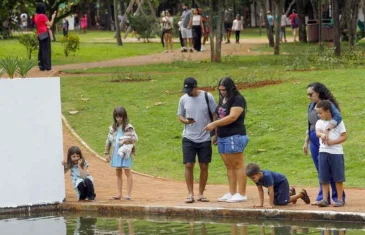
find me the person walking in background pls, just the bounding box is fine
[63,146,96,201]
[315,100,347,207]
[178,18,185,51]
[20,13,28,31]
[192,8,204,52]
[246,163,310,208]
[160,11,165,48]
[105,106,138,201]
[224,7,234,43]
[81,14,88,33]
[232,14,243,44]
[201,14,210,51]
[303,82,345,205]
[288,9,299,42]
[267,10,274,33]
[181,3,193,52]
[280,11,287,42]
[178,77,217,203]
[62,17,69,37]
[34,2,56,71]
[204,77,249,203]
[161,10,174,53]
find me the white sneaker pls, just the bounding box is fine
[217,193,232,202]
[201,45,205,51]
[226,193,247,203]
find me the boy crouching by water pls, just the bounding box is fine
[246,163,310,209]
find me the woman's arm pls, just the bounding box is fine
[45,11,57,27]
[204,106,243,132]
[328,102,342,129]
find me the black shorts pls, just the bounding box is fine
[224,22,233,31]
[182,137,212,164]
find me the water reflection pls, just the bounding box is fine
[0,215,358,235]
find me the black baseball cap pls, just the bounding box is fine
[182,77,197,93]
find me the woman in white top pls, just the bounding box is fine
[280,11,287,43]
[192,8,204,51]
[161,10,174,52]
[232,14,243,43]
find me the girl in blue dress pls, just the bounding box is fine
[105,106,138,200]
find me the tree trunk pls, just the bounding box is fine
[114,0,123,45]
[347,0,360,48]
[274,0,284,55]
[297,0,308,42]
[258,0,274,47]
[333,0,341,56]
[214,0,224,62]
[309,0,319,19]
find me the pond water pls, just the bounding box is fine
[0,212,364,235]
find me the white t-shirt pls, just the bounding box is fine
[316,120,346,154]
[232,19,243,31]
[281,15,287,27]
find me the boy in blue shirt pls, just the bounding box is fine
[246,163,310,208]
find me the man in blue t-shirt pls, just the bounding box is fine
[246,163,310,208]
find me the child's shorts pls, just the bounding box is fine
[273,179,290,206]
[318,152,345,184]
[217,135,249,154]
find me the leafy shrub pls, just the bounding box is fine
[128,15,159,42]
[60,33,80,57]
[19,32,39,59]
[17,58,38,78]
[0,56,37,79]
[0,56,18,79]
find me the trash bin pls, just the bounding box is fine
[307,20,319,42]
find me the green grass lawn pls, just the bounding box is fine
[0,39,167,65]
[60,54,365,188]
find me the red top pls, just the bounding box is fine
[34,14,48,35]
[288,13,298,26]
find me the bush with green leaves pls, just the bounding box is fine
[60,33,80,57]
[19,32,39,59]
[0,56,37,79]
[128,15,159,42]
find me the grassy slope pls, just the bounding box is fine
[61,55,365,188]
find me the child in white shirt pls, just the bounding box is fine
[232,14,243,43]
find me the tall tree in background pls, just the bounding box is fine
[333,0,341,56]
[273,0,284,55]
[257,0,274,47]
[208,0,225,62]
[114,0,122,45]
[346,0,361,49]
[296,0,308,42]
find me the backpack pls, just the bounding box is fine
[294,16,299,26]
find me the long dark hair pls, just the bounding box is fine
[112,106,129,132]
[35,2,46,14]
[307,82,340,111]
[66,146,85,169]
[218,77,247,113]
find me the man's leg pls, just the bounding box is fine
[182,138,197,202]
[185,162,195,197]
[198,163,208,197]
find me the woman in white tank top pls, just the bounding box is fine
[191,9,204,52]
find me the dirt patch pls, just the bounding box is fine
[200,80,283,92]
[110,78,152,83]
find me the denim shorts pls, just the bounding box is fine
[318,152,345,183]
[217,135,249,154]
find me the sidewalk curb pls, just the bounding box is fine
[61,202,365,223]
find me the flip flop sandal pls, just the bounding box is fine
[110,196,122,200]
[185,197,195,203]
[197,197,210,202]
[124,196,132,200]
[300,189,311,204]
